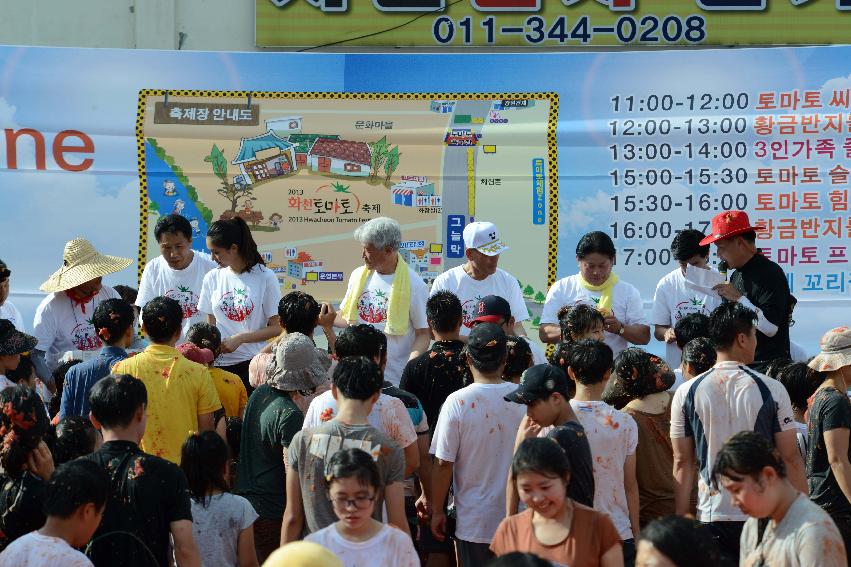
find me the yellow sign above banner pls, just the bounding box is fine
[256,0,851,47]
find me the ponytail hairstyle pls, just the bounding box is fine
[0,385,50,478]
[207,216,264,273]
[92,298,135,346]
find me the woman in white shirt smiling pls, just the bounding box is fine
[199,216,281,394]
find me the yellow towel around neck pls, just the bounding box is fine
[577,272,619,316]
[340,252,411,336]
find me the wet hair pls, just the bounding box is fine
[155,213,194,242]
[427,291,463,334]
[89,374,148,429]
[43,459,110,519]
[558,304,605,343]
[335,324,386,362]
[575,231,616,260]
[50,359,82,418]
[639,516,721,567]
[564,339,613,386]
[112,285,138,306]
[504,336,533,379]
[5,354,36,385]
[53,416,99,465]
[486,552,554,567]
[0,385,50,478]
[682,337,716,375]
[763,358,794,379]
[777,362,826,415]
[207,216,264,273]
[708,302,757,351]
[712,431,786,486]
[92,298,135,346]
[181,431,230,507]
[141,296,183,343]
[674,313,711,350]
[511,437,571,481]
[186,322,222,355]
[277,291,320,336]
[548,342,576,399]
[332,356,383,401]
[671,229,710,262]
[325,448,381,491]
[604,348,673,408]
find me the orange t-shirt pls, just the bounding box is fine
[490,504,621,567]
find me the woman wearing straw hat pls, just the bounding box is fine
[30,237,131,393]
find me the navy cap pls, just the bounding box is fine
[466,322,507,366]
[505,363,569,404]
[471,295,512,325]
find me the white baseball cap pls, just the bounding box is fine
[462,221,509,257]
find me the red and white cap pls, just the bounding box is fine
[463,221,509,257]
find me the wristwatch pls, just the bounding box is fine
[618,324,626,335]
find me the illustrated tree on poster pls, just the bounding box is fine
[383,146,400,184]
[205,144,253,212]
[369,136,389,182]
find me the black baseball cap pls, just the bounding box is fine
[505,363,569,404]
[466,322,507,366]
[471,295,512,325]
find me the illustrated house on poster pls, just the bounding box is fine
[391,176,437,207]
[287,259,324,279]
[401,247,430,273]
[307,138,372,177]
[287,134,340,167]
[232,130,298,185]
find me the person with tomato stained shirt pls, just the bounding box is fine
[136,214,217,342]
[702,211,791,374]
[198,217,282,394]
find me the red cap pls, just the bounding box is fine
[699,211,763,246]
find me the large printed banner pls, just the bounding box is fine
[1,45,850,354]
[256,0,851,47]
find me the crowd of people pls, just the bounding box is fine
[0,210,848,567]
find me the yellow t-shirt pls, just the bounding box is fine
[208,367,248,417]
[113,344,222,463]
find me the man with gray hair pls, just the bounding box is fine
[336,217,430,386]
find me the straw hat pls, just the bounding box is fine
[809,327,851,373]
[266,332,331,392]
[40,238,132,293]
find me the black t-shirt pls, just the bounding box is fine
[807,387,851,515]
[399,340,470,432]
[730,253,791,366]
[85,441,193,567]
[0,472,47,551]
[548,421,596,508]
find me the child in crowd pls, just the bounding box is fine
[180,431,259,567]
[566,339,640,565]
[59,298,134,419]
[776,362,825,462]
[112,296,221,463]
[557,304,605,344]
[0,459,110,567]
[668,313,711,390]
[491,437,622,567]
[5,353,38,389]
[50,359,81,419]
[0,385,53,551]
[53,416,100,466]
[0,319,37,390]
[183,322,247,418]
[112,285,148,353]
[603,349,676,527]
[429,323,526,567]
[636,516,720,567]
[305,448,420,567]
[680,337,716,382]
[503,336,533,384]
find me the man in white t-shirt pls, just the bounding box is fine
[670,302,806,566]
[0,260,24,331]
[539,231,649,357]
[31,238,132,392]
[470,294,547,365]
[336,217,429,386]
[430,221,529,337]
[136,214,217,341]
[652,229,721,369]
[429,323,525,567]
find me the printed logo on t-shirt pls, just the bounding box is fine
[165,286,199,319]
[308,433,382,461]
[357,289,388,324]
[460,296,485,328]
[72,319,101,351]
[218,288,254,322]
[673,296,708,321]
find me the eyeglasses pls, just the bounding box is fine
[330,495,376,510]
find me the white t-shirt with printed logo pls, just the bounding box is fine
[306,523,420,567]
[569,399,639,541]
[32,287,120,370]
[0,301,24,331]
[430,266,529,336]
[541,275,647,357]
[136,253,217,341]
[651,268,721,368]
[198,265,281,366]
[340,267,429,386]
[430,381,526,544]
